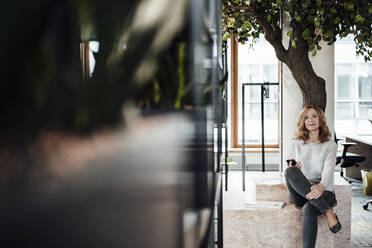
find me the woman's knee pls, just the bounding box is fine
[302,202,320,216]
[285,166,300,178]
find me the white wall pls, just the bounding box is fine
[281,15,335,171]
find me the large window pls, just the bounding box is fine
[230,36,279,148]
[335,38,372,136]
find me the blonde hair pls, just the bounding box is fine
[294,105,331,143]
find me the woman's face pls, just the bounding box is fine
[304,108,320,132]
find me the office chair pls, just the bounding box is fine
[334,133,365,183]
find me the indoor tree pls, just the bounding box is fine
[222,0,372,111]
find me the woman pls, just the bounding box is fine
[285,105,342,248]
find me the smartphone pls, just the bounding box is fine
[286,159,297,166]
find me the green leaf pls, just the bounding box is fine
[369,6,372,15]
[307,15,315,22]
[295,15,301,22]
[222,32,231,41]
[302,28,310,40]
[330,8,337,14]
[267,14,272,22]
[325,30,333,38]
[319,8,324,15]
[354,15,365,23]
[315,35,321,42]
[316,0,321,7]
[334,17,340,24]
[309,44,315,51]
[291,40,296,48]
[314,17,320,27]
[312,49,317,56]
[345,2,354,11]
[244,21,252,30]
[286,30,293,38]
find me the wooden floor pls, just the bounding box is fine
[350,180,372,247]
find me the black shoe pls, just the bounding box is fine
[329,214,342,234]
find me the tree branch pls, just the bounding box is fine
[256,16,288,63]
[231,5,253,11]
[226,2,288,63]
[226,1,254,12]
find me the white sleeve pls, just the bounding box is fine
[285,141,295,169]
[286,141,295,159]
[320,142,337,189]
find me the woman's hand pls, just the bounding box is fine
[286,160,302,169]
[306,183,324,200]
[295,161,302,169]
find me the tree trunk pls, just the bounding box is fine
[258,20,327,112]
[287,46,326,111]
[228,5,328,112]
[280,41,327,112]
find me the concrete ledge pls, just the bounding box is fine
[223,173,351,248]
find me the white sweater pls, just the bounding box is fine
[286,139,337,192]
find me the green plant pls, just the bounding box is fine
[0,0,187,143]
[222,0,372,110]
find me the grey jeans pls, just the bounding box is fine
[284,166,337,248]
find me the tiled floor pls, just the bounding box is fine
[350,181,372,247]
[223,171,372,248]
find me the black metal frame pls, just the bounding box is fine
[241,82,279,191]
[222,41,229,192]
[190,0,224,246]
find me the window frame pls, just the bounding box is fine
[334,40,372,136]
[230,37,280,149]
